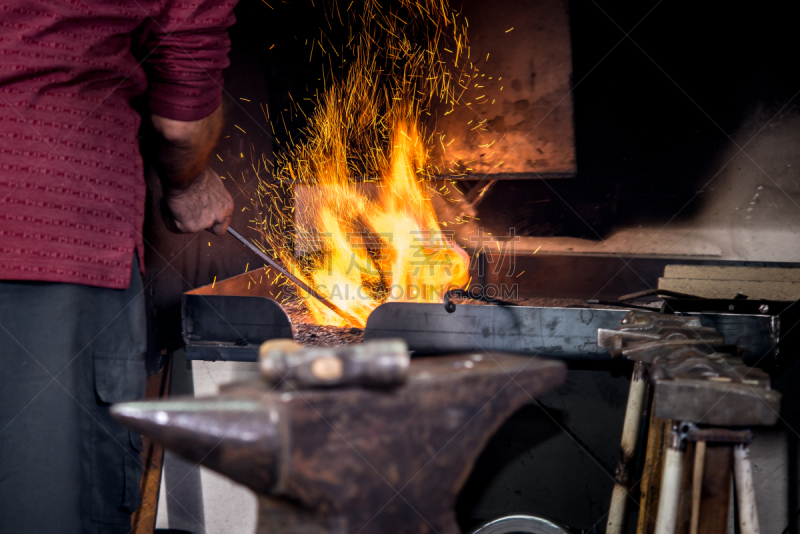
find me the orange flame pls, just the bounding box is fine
[289,118,469,327]
[254,0,474,327]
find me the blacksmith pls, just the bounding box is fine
[0,1,237,531]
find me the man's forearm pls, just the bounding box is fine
[150,106,223,190]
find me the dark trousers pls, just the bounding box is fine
[0,257,146,534]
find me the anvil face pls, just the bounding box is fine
[113,353,567,533]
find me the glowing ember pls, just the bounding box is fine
[254,0,475,327]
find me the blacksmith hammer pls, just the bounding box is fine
[112,350,566,533]
[258,338,410,389]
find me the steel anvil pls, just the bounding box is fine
[112,351,566,533]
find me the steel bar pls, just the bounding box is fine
[227,226,359,326]
[684,427,753,444]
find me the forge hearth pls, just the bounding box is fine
[181,263,786,367]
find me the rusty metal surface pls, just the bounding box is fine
[186,265,288,298]
[366,303,629,357]
[428,0,576,178]
[113,352,567,533]
[366,303,776,362]
[650,346,779,426]
[597,311,726,361]
[636,409,668,534]
[653,377,780,427]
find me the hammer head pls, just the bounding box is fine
[259,338,410,389]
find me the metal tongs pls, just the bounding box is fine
[227,226,360,326]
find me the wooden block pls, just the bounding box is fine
[657,278,800,300]
[696,444,733,534]
[131,357,173,534]
[636,404,668,534]
[662,265,800,283]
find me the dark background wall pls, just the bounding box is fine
[477,0,800,239]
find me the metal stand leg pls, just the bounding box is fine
[734,443,761,534]
[607,361,648,534]
[655,423,684,534]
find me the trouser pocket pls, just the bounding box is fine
[91,352,146,524]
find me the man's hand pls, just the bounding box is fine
[149,106,232,234]
[161,167,233,235]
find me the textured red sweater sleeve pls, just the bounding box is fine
[144,0,237,121]
[0,0,238,288]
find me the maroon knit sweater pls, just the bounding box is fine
[0,0,237,289]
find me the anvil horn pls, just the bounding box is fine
[111,396,283,495]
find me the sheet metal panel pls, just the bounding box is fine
[182,266,293,361]
[365,303,627,357]
[364,303,778,361]
[429,0,576,178]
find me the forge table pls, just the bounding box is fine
[181,266,788,369]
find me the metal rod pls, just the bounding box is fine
[227,226,360,326]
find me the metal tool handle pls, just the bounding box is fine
[226,226,360,326]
